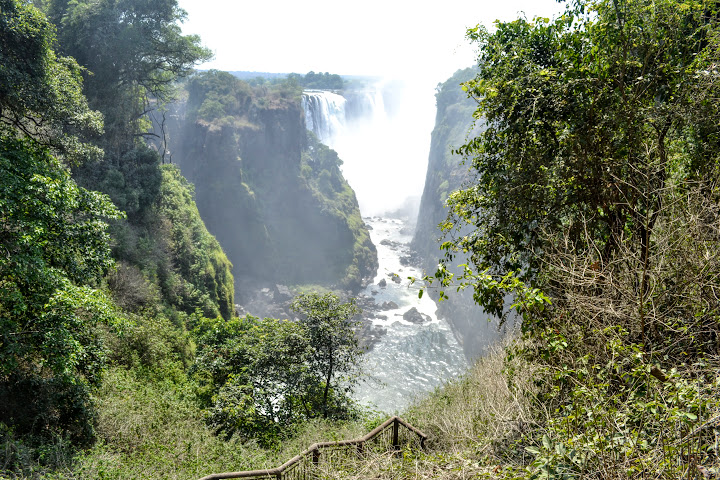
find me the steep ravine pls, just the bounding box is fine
[300,82,467,410]
[412,68,504,360]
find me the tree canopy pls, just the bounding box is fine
[48,0,212,154]
[0,138,121,441]
[0,0,103,163]
[436,1,720,475]
[287,71,345,90]
[193,293,363,445]
[291,292,362,419]
[442,0,720,328]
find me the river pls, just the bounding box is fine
[353,216,467,413]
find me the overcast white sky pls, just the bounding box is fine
[176,0,565,85]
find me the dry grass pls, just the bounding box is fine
[287,335,538,480]
[405,335,535,457]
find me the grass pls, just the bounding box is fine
[1,333,530,479]
[307,335,537,480]
[0,366,379,480]
[8,328,717,479]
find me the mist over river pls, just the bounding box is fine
[302,81,468,412]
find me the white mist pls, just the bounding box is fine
[314,78,437,217]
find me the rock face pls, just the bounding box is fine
[412,68,505,360]
[163,72,378,301]
[403,307,431,324]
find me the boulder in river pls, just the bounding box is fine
[403,307,431,324]
[380,301,399,310]
[273,284,293,302]
[378,278,387,288]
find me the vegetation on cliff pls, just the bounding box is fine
[412,67,494,359]
[168,70,377,295]
[0,0,233,465]
[10,0,720,478]
[1,2,376,477]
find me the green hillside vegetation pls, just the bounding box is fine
[6,0,720,479]
[417,0,720,477]
[1,2,377,478]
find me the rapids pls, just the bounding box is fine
[354,216,466,413]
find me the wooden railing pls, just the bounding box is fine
[198,416,427,480]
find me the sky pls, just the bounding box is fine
[176,0,566,85]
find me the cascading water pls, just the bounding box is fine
[301,83,468,413]
[301,90,347,142]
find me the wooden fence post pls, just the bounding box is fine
[312,447,320,467]
[392,418,400,451]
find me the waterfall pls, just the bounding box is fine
[300,83,467,413]
[345,89,385,125]
[301,90,347,144]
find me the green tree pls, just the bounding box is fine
[443,0,720,332]
[291,292,362,419]
[193,316,312,444]
[193,294,363,443]
[437,1,720,475]
[0,0,122,442]
[0,138,121,442]
[47,0,212,155]
[0,0,103,163]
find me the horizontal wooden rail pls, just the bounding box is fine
[198,416,427,480]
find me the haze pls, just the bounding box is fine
[177,0,566,83]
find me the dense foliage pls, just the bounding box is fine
[1,0,231,460]
[48,0,211,154]
[436,0,720,476]
[193,293,363,446]
[0,138,120,443]
[1,0,375,477]
[0,0,121,443]
[0,0,103,163]
[52,4,235,320]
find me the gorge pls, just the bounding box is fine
[159,70,498,412]
[303,85,466,410]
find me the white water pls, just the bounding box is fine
[354,217,467,413]
[302,90,347,141]
[303,81,436,217]
[301,83,467,413]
